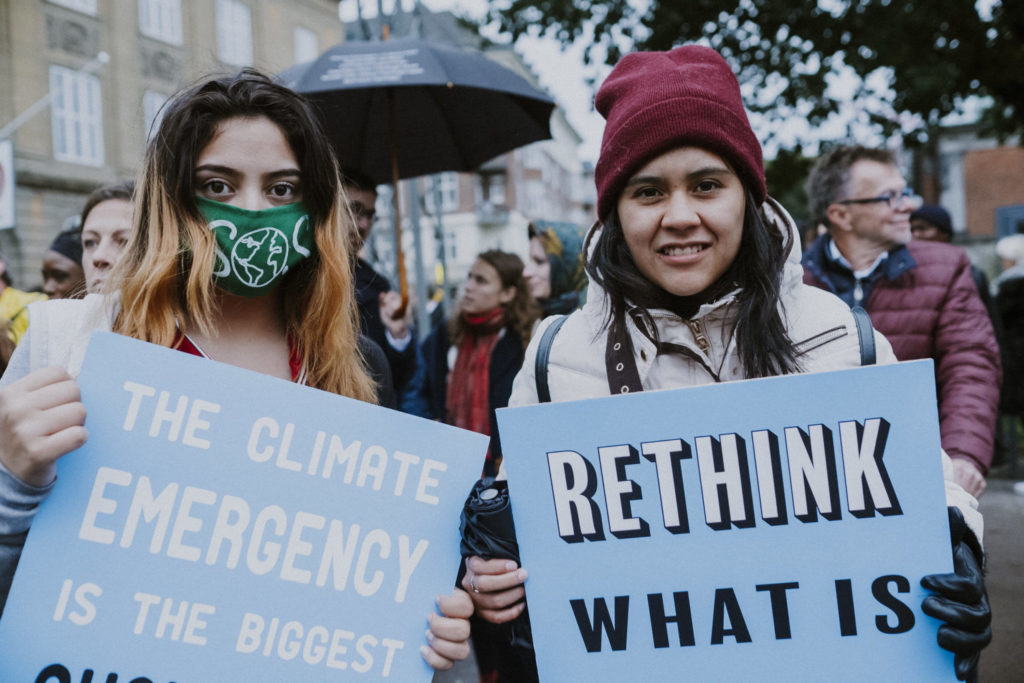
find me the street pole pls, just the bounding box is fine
[406,179,429,339]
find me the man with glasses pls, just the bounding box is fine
[342,168,418,401]
[802,145,1000,498]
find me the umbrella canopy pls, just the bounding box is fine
[280,37,556,184]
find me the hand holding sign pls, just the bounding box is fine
[496,361,964,681]
[462,556,527,624]
[0,332,486,682]
[921,507,992,681]
[0,366,87,487]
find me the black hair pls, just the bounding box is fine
[585,189,800,379]
[147,68,338,234]
[340,167,378,193]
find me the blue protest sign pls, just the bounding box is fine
[0,331,486,682]
[497,360,957,681]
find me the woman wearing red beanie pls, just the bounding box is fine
[461,45,990,682]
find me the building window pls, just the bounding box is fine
[50,65,104,166]
[426,173,460,213]
[139,0,183,45]
[444,228,458,262]
[48,0,97,14]
[142,91,168,140]
[216,0,253,67]
[294,27,319,64]
[480,172,507,206]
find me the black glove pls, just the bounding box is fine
[920,506,992,681]
[459,477,534,651]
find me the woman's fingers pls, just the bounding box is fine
[428,611,472,643]
[437,589,474,619]
[29,401,88,438]
[466,556,519,576]
[462,556,528,620]
[0,367,87,487]
[464,556,528,594]
[422,591,473,670]
[5,365,72,393]
[478,599,527,625]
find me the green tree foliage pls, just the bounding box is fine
[487,0,1024,144]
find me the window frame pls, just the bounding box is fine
[49,64,105,167]
[139,0,183,46]
[215,0,253,67]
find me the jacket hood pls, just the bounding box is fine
[530,219,589,315]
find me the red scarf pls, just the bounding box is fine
[445,308,507,436]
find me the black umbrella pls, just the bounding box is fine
[280,38,556,310]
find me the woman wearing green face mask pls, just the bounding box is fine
[0,70,472,670]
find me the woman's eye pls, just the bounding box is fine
[636,187,661,199]
[269,183,297,200]
[695,180,720,193]
[204,180,231,195]
[82,239,97,250]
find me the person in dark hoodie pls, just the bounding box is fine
[523,219,588,318]
[342,168,418,399]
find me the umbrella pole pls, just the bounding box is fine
[387,89,409,318]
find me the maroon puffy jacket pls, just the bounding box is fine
[804,240,1001,472]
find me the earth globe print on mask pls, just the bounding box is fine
[197,197,314,297]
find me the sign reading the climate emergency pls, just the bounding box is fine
[497,360,958,681]
[0,332,486,682]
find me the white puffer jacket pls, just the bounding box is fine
[506,199,983,542]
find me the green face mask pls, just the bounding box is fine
[197,196,315,297]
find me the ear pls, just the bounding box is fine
[825,203,851,233]
[498,285,516,306]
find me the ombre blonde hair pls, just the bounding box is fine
[112,70,376,402]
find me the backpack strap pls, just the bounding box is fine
[850,305,876,366]
[535,315,569,403]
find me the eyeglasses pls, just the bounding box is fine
[836,188,922,210]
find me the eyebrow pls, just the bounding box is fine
[623,166,733,187]
[194,164,301,179]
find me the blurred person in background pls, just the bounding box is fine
[804,147,1001,498]
[342,168,418,399]
[994,234,1024,485]
[523,220,588,321]
[911,203,996,320]
[411,250,538,477]
[80,181,134,294]
[0,250,46,374]
[40,229,85,299]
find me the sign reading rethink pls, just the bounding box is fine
[0,332,486,682]
[497,360,958,681]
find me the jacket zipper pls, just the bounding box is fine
[687,319,711,352]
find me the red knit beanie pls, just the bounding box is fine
[594,45,766,220]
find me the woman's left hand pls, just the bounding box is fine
[420,588,473,671]
[920,506,992,681]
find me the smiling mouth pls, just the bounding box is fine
[659,245,706,256]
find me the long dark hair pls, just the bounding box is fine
[586,189,800,378]
[113,69,375,402]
